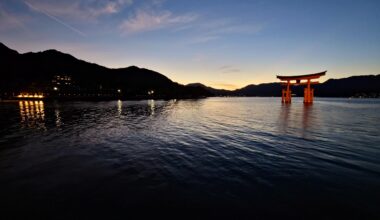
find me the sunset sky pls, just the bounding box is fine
[1,0,379,89]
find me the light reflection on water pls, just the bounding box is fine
[117,100,122,117]
[278,103,318,139]
[0,97,380,218]
[54,107,62,127]
[18,100,46,129]
[148,99,155,116]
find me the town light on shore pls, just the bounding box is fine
[17,93,44,99]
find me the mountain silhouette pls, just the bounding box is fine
[186,83,231,96]
[315,75,380,97]
[0,42,210,99]
[188,75,380,98]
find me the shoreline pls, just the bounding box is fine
[1,96,379,103]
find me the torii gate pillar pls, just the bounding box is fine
[304,80,314,103]
[281,81,292,103]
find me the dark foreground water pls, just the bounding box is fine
[0,97,379,219]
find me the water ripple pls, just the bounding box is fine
[1,97,380,218]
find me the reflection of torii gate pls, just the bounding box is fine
[277,71,326,103]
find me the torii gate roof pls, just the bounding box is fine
[277,71,326,81]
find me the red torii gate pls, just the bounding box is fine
[277,71,326,103]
